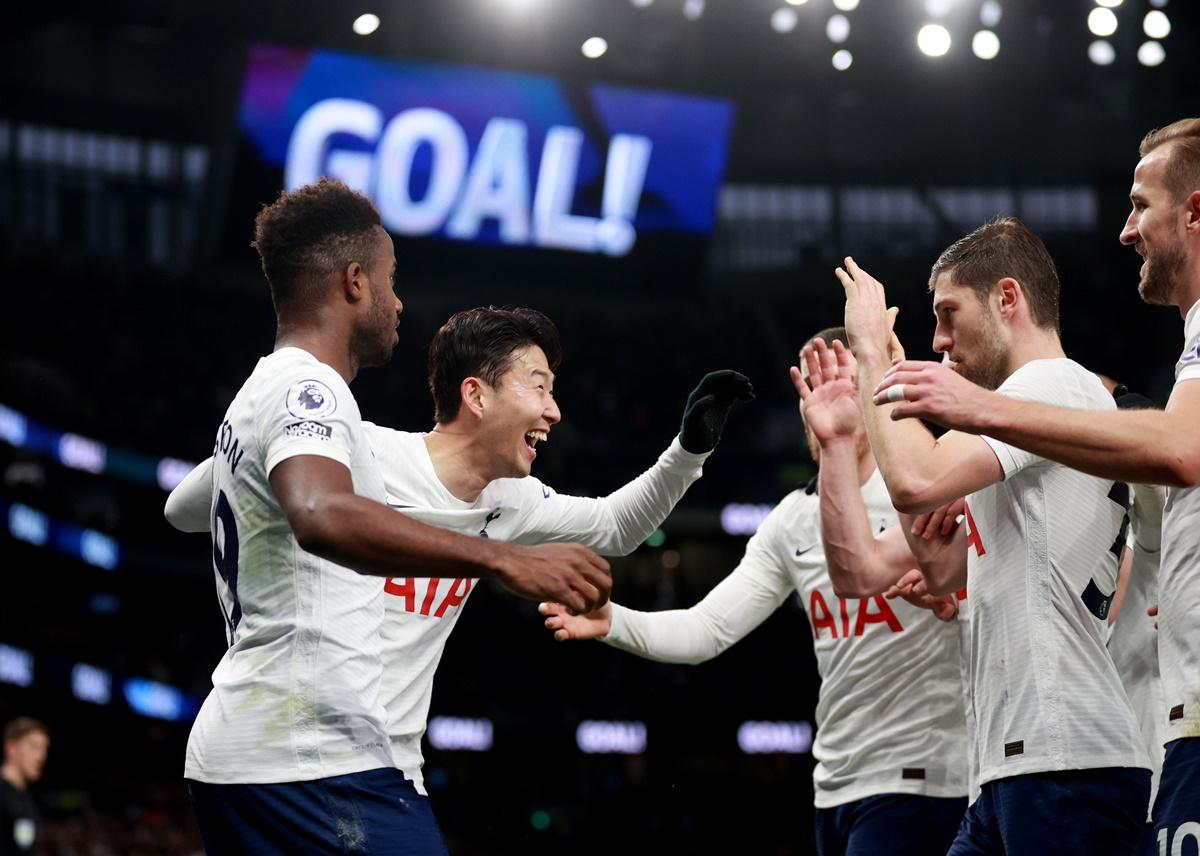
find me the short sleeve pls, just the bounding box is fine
[259,363,363,476]
[1175,337,1200,384]
[981,361,1082,479]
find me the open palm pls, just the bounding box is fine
[792,338,861,443]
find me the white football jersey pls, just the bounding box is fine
[186,348,394,784]
[969,358,1149,786]
[364,424,708,794]
[1160,298,1200,744]
[605,469,969,808]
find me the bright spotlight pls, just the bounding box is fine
[924,0,953,16]
[785,0,809,5]
[917,23,952,57]
[1095,0,1122,7]
[972,30,1000,60]
[1143,10,1170,38]
[630,0,654,7]
[683,0,705,20]
[832,0,859,10]
[826,14,851,43]
[1138,40,1166,66]
[832,49,853,70]
[581,36,608,58]
[1088,7,1118,36]
[980,1,1002,28]
[352,13,380,36]
[771,7,799,33]
[1149,0,1167,7]
[1088,39,1116,65]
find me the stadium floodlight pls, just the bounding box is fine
[1094,0,1123,7]
[924,0,953,17]
[917,23,952,57]
[785,0,808,5]
[832,49,853,70]
[826,14,850,43]
[980,0,1002,28]
[1088,7,1118,37]
[352,13,380,36]
[1138,40,1165,66]
[1088,39,1116,65]
[1143,10,1170,39]
[771,7,799,33]
[630,0,654,7]
[683,0,705,20]
[972,30,1000,60]
[832,0,859,10]
[1149,0,1167,7]
[581,36,608,58]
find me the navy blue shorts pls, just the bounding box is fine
[814,793,968,856]
[948,767,1150,855]
[1153,737,1200,856]
[187,767,447,855]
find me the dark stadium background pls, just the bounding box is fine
[2,1,1197,852]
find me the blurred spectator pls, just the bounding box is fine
[1,717,49,856]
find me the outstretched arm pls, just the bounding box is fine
[872,366,1200,488]
[539,511,793,664]
[836,259,1004,512]
[164,456,214,533]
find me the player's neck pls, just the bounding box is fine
[0,762,26,791]
[423,427,492,503]
[274,316,358,383]
[1003,326,1065,377]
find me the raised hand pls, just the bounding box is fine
[791,338,860,444]
[496,543,612,615]
[871,360,991,432]
[835,257,895,365]
[884,568,959,622]
[538,600,613,641]
[910,497,966,540]
[679,370,756,453]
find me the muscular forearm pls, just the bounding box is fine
[982,397,1200,487]
[291,492,516,579]
[818,439,899,598]
[857,353,944,510]
[896,511,967,596]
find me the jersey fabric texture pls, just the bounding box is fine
[1160,299,1200,743]
[969,358,1149,786]
[186,347,394,785]
[365,425,709,794]
[604,468,969,808]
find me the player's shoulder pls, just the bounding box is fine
[1000,358,1112,410]
[248,347,359,421]
[755,487,817,541]
[482,475,553,507]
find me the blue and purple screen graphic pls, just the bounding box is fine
[238,44,735,256]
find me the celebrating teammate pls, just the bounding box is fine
[541,326,970,856]
[830,218,1150,853]
[168,304,753,849]
[865,117,1200,849]
[180,180,611,854]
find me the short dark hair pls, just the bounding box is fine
[251,178,382,311]
[3,717,49,746]
[428,307,563,424]
[1140,118,1200,202]
[806,326,848,349]
[928,216,1060,331]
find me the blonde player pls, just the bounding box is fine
[542,326,970,856]
[167,305,753,846]
[831,217,1150,854]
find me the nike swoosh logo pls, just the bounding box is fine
[795,545,816,557]
[542,487,551,499]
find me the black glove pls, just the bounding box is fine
[679,370,755,453]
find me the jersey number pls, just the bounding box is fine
[212,490,242,639]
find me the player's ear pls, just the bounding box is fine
[995,277,1021,321]
[342,261,367,304]
[1186,189,1200,235]
[460,376,487,420]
